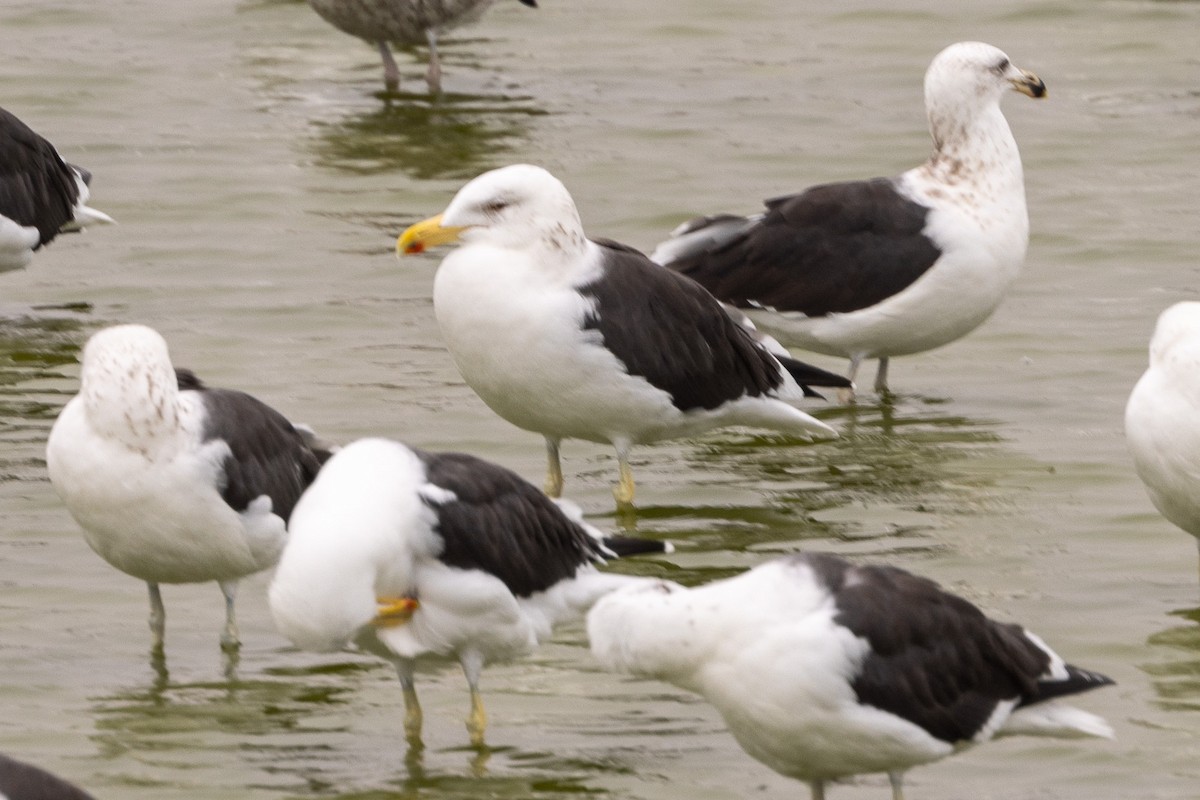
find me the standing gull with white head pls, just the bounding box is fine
[398,164,848,506]
[652,42,1046,396]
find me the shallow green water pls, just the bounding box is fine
[2,0,1200,797]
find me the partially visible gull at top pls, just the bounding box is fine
[398,164,849,508]
[0,106,114,274]
[269,436,671,747]
[306,0,537,94]
[651,41,1047,398]
[46,324,330,653]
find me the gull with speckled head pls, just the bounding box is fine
[398,164,849,506]
[46,325,329,651]
[1126,302,1200,577]
[0,106,113,273]
[269,437,671,747]
[651,42,1046,397]
[589,552,1113,800]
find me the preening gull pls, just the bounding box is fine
[46,324,329,651]
[0,753,96,800]
[398,164,848,507]
[1126,301,1200,577]
[651,42,1046,397]
[0,106,113,273]
[589,552,1113,800]
[268,437,671,746]
[307,0,537,93]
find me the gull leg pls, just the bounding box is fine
[809,781,826,800]
[544,437,564,498]
[147,582,166,650]
[218,580,240,651]
[888,770,906,800]
[395,659,424,747]
[874,357,891,395]
[424,29,442,93]
[613,441,635,508]
[839,355,862,404]
[378,41,400,93]
[461,651,487,747]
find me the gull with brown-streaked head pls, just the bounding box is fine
[652,42,1046,398]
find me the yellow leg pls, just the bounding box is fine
[544,438,564,498]
[374,596,420,627]
[838,355,861,404]
[613,449,635,507]
[467,687,488,747]
[395,661,423,747]
[403,684,423,746]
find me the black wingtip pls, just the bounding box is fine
[518,0,538,7]
[602,535,673,558]
[175,367,206,391]
[1030,665,1115,705]
[777,355,852,391]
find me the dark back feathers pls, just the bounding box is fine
[416,450,611,597]
[0,107,81,247]
[796,552,1110,744]
[669,178,942,316]
[175,368,325,522]
[581,239,787,412]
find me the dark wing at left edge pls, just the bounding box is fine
[0,107,81,247]
[0,753,97,800]
[581,238,789,412]
[415,450,609,598]
[177,368,327,522]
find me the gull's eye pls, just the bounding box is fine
[992,57,1010,74]
[482,199,510,215]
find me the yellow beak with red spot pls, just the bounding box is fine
[397,214,468,255]
[374,596,420,627]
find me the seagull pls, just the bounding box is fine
[0,106,114,273]
[268,436,671,747]
[0,753,96,800]
[306,0,537,93]
[650,42,1046,397]
[589,552,1113,800]
[397,164,849,506]
[1126,301,1200,577]
[46,324,330,651]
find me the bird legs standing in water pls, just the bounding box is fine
[542,436,636,508]
[375,597,423,744]
[147,582,166,650]
[394,659,424,747]
[842,354,891,402]
[808,772,904,800]
[614,442,636,507]
[377,41,401,93]
[219,579,240,650]
[147,580,240,652]
[375,32,443,94]
[460,650,487,747]
[424,29,442,92]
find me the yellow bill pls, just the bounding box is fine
[374,596,420,627]
[397,214,467,255]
